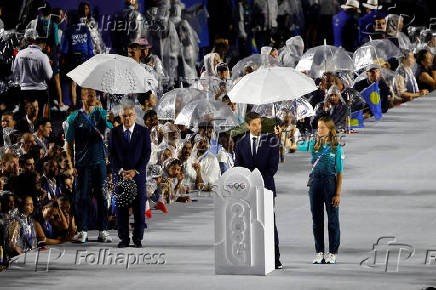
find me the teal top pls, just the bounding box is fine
[297,140,344,175]
[65,107,108,167]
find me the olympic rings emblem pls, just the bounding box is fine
[225,183,247,191]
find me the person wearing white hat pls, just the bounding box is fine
[332,0,360,52]
[358,0,386,45]
[362,0,382,10]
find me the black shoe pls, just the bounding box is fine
[133,240,142,248]
[275,261,283,269]
[117,241,129,248]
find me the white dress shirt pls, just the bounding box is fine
[119,123,138,175]
[123,123,135,142]
[250,133,261,155]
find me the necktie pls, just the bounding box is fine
[252,137,257,157]
[125,129,130,143]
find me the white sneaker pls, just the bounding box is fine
[73,231,88,243]
[59,104,69,112]
[97,230,113,243]
[312,252,324,264]
[324,252,336,264]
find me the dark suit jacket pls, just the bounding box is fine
[16,117,34,134]
[108,123,151,181]
[234,133,279,197]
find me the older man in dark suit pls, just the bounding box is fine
[234,111,282,269]
[108,104,151,248]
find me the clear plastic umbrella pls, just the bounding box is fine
[295,42,354,78]
[280,98,316,120]
[66,54,157,94]
[353,39,402,72]
[251,102,281,118]
[174,99,240,130]
[192,76,229,99]
[353,68,396,89]
[157,88,206,121]
[251,97,315,120]
[231,54,279,81]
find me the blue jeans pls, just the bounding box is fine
[309,173,340,254]
[75,163,108,232]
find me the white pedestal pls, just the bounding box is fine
[214,167,275,276]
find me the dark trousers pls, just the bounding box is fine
[75,163,108,232]
[116,175,147,244]
[309,174,340,254]
[273,197,280,264]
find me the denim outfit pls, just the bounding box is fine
[299,140,344,254]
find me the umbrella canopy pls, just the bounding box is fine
[174,99,240,129]
[281,98,316,120]
[353,68,396,89]
[66,54,156,94]
[157,88,206,121]
[295,44,354,78]
[192,76,229,99]
[353,39,401,71]
[228,66,317,105]
[231,54,279,81]
[251,102,281,118]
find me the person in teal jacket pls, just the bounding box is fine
[298,116,344,265]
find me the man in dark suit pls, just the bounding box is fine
[15,98,39,134]
[234,111,282,269]
[108,104,151,248]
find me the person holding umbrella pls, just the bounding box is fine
[234,111,282,269]
[65,88,111,244]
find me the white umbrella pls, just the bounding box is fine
[66,54,156,94]
[228,66,317,105]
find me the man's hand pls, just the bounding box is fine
[192,163,201,173]
[123,170,137,180]
[323,101,330,112]
[332,195,340,207]
[274,125,282,135]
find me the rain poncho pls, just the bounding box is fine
[184,139,221,189]
[278,36,305,68]
[393,64,420,96]
[313,86,349,129]
[177,20,199,77]
[7,209,37,255]
[201,53,220,77]
[80,16,105,54]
